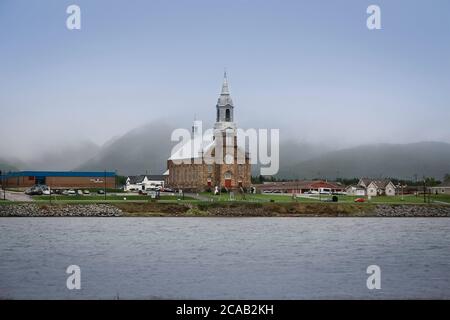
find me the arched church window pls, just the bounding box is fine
[224,171,232,180]
[217,109,219,122]
[225,109,231,121]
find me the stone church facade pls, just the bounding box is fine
[166,73,252,191]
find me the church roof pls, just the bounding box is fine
[169,137,215,161]
[168,135,248,161]
[217,71,234,107]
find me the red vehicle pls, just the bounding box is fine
[354,198,366,203]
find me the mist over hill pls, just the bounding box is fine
[75,121,176,175]
[74,124,335,176]
[0,158,20,173]
[75,122,450,180]
[4,120,450,181]
[25,141,100,171]
[277,141,450,180]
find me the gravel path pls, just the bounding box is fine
[1,190,33,202]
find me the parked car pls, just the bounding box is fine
[83,190,90,195]
[162,187,174,193]
[77,190,83,196]
[41,186,51,195]
[25,184,49,196]
[67,189,76,196]
[25,186,41,195]
[319,188,332,195]
[62,190,69,195]
[354,198,366,203]
[97,189,105,195]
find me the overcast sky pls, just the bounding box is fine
[1,0,450,160]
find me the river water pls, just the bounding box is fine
[0,217,449,299]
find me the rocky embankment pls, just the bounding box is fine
[373,205,450,217]
[0,204,123,217]
[1,203,450,217]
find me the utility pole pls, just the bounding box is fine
[423,178,426,204]
[401,183,404,201]
[428,185,431,204]
[397,182,405,201]
[1,170,5,201]
[104,170,107,201]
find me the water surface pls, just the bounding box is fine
[0,218,449,299]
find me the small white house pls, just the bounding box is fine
[124,175,165,192]
[430,180,450,195]
[345,185,366,196]
[366,180,396,197]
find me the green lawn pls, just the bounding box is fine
[432,194,450,204]
[21,192,450,205]
[200,192,450,205]
[200,192,321,203]
[314,194,449,204]
[32,195,194,202]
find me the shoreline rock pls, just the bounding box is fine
[373,204,450,217]
[0,204,123,217]
[1,203,450,217]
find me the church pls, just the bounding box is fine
[166,72,252,191]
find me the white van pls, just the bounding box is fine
[319,188,332,195]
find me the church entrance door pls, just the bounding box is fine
[224,179,231,188]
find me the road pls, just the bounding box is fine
[1,190,33,202]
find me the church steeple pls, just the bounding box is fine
[216,70,234,123]
[221,70,230,95]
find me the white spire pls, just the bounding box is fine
[217,70,233,106]
[221,68,230,95]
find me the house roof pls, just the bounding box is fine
[346,184,365,190]
[435,180,450,188]
[127,175,146,184]
[367,179,393,189]
[127,175,165,184]
[359,178,372,186]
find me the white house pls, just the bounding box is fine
[430,180,450,195]
[345,185,366,196]
[365,180,396,197]
[124,175,165,191]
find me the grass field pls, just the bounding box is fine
[431,194,450,204]
[32,195,195,202]
[21,192,450,205]
[200,192,450,205]
[200,192,319,203]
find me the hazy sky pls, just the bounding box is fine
[1,0,450,160]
